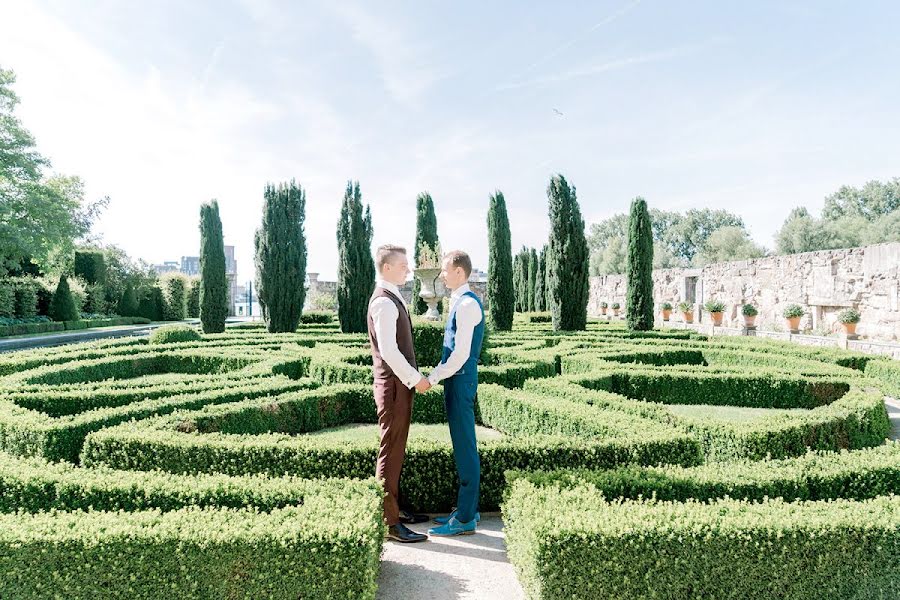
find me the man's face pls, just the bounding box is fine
[439,257,467,290]
[382,254,409,286]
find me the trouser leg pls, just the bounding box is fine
[445,377,480,523]
[374,376,412,526]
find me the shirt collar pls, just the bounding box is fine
[450,282,471,301]
[376,279,405,302]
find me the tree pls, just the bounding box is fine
[513,247,529,312]
[547,174,589,331]
[0,68,107,275]
[161,273,188,321]
[486,191,514,330]
[625,197,654,331]
[412,192,440,314]
[695,226,766,265]
[534,245,547,312]
[199,200,228,333]
[527,247,538,312]
[137,285,165,321]
[117,282,139,317]
[186,277,201,318]
[48,274,79,321]
[254,180,308,333]
[74,249,107,286]
[337,181,375,333]
[822,178,900,221]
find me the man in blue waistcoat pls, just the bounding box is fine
[424,250,485,536]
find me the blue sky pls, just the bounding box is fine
[2,1,899,281]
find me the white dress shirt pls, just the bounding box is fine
[369,279,423,389]
[428,283,483,385]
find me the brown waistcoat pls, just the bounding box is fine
[367,288,417,380]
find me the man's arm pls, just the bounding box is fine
[427,298,482,385]
[371,298,423,389]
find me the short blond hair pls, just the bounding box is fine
[443,250,472,278]
[375,245,407,271]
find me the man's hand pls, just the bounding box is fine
[414,378,432,393]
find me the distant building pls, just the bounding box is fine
[152,261,180,275]
[180,256,200,276]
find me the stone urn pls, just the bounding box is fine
[414,268,446,321]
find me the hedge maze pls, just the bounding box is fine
[0,317,898,598]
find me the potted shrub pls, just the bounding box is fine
[600,301,608,316]
[837,308,860,336]
[661,302,673,321]
[612,302,620,316]
[678,301,694,324]
[742,303,758,328]
[704,300,726,326]
[783,304,804,332]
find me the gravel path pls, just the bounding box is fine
[377,515,524,600]
[886,397,900,440]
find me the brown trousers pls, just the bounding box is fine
[374,375,413,526]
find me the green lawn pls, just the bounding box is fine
[667,403,807,423]
[307,423,504,443]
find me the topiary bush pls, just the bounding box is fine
[150,324,202,345]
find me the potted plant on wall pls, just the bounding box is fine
[783,304,804,332]
[414,242,446,321]
[612,302,620,317]
[678,301,694,323]
[742,304,758,328]
[600,301,608,316]
[704,300,726,326]
[661,302,673,321]
[837,308,861,336]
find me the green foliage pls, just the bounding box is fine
[336,181,375,333]
[534,246,547,312]
[678,301,693,313]
[150,325,201,345]
[254,180,308,333]
[838,308,861,324]
[527,248,538,312]
[865,359,900,397]
[504,481,900,600]
[742,303,758,316]
[661,302,673,311]
[704,300,726,313]
[626,197,654,330]
[694,225,766,265]
[13,278,38,318]
[48,275,79,321]
[547,175,589,331]
[299,310,334,325]
[513,247,530,312]
[412,192,440,315]
[117,282,139,317]
[0,280,12,317]
[487,191,514,330]
[783,304,804,319]
[822,177,900,221]
[161,273,187,321]
[199,200,228,333]
[186,276,201,318]
[73,249,106,285]
[137,286,165,321]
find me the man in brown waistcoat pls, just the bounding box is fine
[367,244,430,543]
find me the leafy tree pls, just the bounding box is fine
[547,174,589,331]
[695,226,766,265]
[534,245,547,312]
[336,181,375,333]
[117,282,139,317]
[74,249,107,286]
[822,178,900,221]
[254,180,307,333]
[412,192,440,314]
[199,200,227,333]
[527,247,538,311]
[48,275,79,321]
[625,197,654,330]
[161,273,188,321]
[486,191,514,330]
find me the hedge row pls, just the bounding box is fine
[0,502,383,599]
[506,441,900,503]
[867,358,900,397]
[0,316,151,338]
[504,480,900,600]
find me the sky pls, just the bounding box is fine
[2,0,899,282]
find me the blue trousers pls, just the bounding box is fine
[444,375,480,523]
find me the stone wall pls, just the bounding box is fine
[589,242,900,341]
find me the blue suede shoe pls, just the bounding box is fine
[433,509,481,525]
[428,516,476,537]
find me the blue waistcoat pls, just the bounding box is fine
[440,291,485,382]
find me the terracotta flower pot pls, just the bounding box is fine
[601,308,607,315]
[662,309,671,322]
[682,312,694,324]
[786,316,801,331]
[841,322,857,336]
[612,309,619,317]
[744,315,756,328]
[710,312,724,326]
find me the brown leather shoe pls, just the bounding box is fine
[387,523,427,543]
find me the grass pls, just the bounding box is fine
[307,423,504,443]
[667,403,807,423]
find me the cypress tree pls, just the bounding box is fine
[199,200,228,333]
[49,274,79,321]
[117,282,139,317]
[547,174,589,331]
[186,277,201,318]
[534,246,547,312]
[527,247,538,312]
[486,191,514,330]
[162,274,187,321]
[254,180,308,333]
[626,196,655,330]
[412,192,440,315]
[512,249,524,312]
[337,181,375,333]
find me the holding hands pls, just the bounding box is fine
[414,377,432,393]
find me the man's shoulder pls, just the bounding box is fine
[369,296,399,313]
